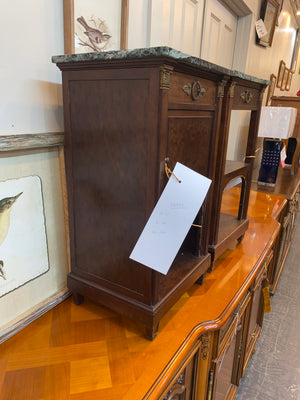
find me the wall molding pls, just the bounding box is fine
[0,132,64,152]
[219,0,252,17]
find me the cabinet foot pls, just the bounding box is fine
[196,273,206,285]
[146,323,159,340]
[237,234,245,243]
[73,293,84,305]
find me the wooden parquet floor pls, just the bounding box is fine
[0,296,154,400]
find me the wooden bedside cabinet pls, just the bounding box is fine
[54,48,230,339]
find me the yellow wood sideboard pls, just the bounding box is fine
[142,189,282,400]
[0,189,290,400]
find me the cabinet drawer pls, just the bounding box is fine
[168,72,217,107]
[232,84,260,109]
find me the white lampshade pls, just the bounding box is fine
[257,106,297,139]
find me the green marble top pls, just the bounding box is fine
[52,46,269,86]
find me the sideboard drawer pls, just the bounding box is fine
[168,71,217,107]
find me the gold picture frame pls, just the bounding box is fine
[285,70,293,91]
[280,67,289,91]
[257,0,280,47]
[277,60,286,88]
[63,0,129,54]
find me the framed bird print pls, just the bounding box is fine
[63,0,129,54]
[0,176,49,297]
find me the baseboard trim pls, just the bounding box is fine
[0,288,71,344]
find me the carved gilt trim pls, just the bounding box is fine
[217,78,228,98]
[160,66,174,90]
[228,82,236,98]
[200,332,211,361]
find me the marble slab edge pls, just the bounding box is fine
[52,46,269,86]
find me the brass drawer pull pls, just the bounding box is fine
[183,81,206,100]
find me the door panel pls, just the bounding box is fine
[201,0,237,69]
[181,0,203,56]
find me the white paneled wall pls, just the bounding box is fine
[128,0,204,56]
[128,0,149,49]
[0,0,64,135]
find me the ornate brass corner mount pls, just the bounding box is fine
[160,66,174,90]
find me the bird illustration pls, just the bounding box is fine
[77,16,111,51]
[0,192,22,279]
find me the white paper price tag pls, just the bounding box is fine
[130,163,211,275]
[256,19,268,39]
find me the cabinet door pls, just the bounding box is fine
[211,292,251,400]
[158,333,214,400]
[166,111,215,255]
[166,72,221,256]
[158,346,200,400]
[241,259,270,377]
[212,333,239,400]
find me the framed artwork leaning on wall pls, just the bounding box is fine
[257,0,280,47]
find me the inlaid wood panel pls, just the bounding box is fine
[68,74,158,299]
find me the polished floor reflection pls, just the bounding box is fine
[236,214,300,400]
